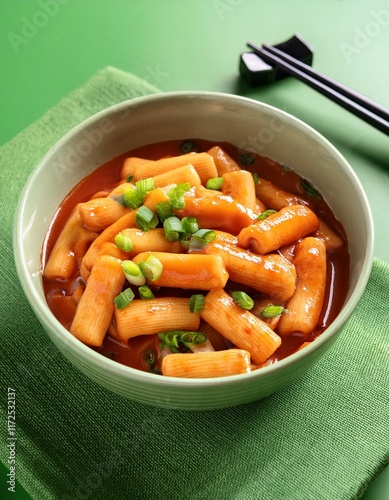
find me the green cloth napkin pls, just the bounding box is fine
[1,66,388,500]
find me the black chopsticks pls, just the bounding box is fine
[247,42,389,136]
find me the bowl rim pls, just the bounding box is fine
[13,90,375,388]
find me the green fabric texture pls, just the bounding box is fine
[1,66,388,500]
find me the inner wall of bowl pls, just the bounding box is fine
[19,92,370,323]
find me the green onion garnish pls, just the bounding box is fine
[136,178,155,200]
[139,254,163,281]
[169,183,191,209]
[189,229,216,251]
[158,331,181,353]
[169,190,185,210]
[114,232,133,252]
[189,294,205,313]
[231,291,254,310]
[114,287,135,309]
[240,153,255,166]
[144,349,156,365]
[176,182,191,192]
[178,232,191,250]
[135,205,159,231]
[300,180,321,198]
[122,260,146,286]
[158,330,207,353]
[252,172,259,185]
[163,216,183,241]
[192,229,216,241]
[257,209,277,220]
[156,201,173,222]
[180,140,198,154]
[123,187,143,208]
[180,331,207,345]
[126,174,134,183]
[181,216,199,234]
[138,285,155,300]
[206,177,224,190]
[260,305,285,318]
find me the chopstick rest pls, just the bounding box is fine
[241,37,389,135]
[239,33,314,86]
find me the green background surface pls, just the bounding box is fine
[1,0,388,498]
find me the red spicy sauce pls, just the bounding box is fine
[42,139,350,372]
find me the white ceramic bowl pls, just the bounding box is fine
[14,92,374,410]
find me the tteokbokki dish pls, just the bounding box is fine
[42,139,349,378]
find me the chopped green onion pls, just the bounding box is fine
[180,140,198,154]
[181,216,199,234]
[144,349,156,365]
[135,205,159,231]
[123,178,155,210]
[114,232,133,252]
[114,287,135,309]
[163,216,183,241]
[126,174,134,183]
[189,229,216,251]
[156,201,173,222]
[252,172,259,185]
[257,209,277,220]
[139,254,163,281]
[169,183,191,209]
[260,305,285,318]
[158,331,181,353]
[138,285,155,300]
[158,330,207,353]
[177,182,191,192]
[189,294,205,313]
[122,260,146,286]
[206,177,224,190]
[192,229,216,241]
[300,180,321,198]
[123,187,143,208]
[178,232,191,250]
[180,331,207,345]
[169,190,185,210]
[136,178,155,200]
[239,153,255,166]
[231,291,254,310]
